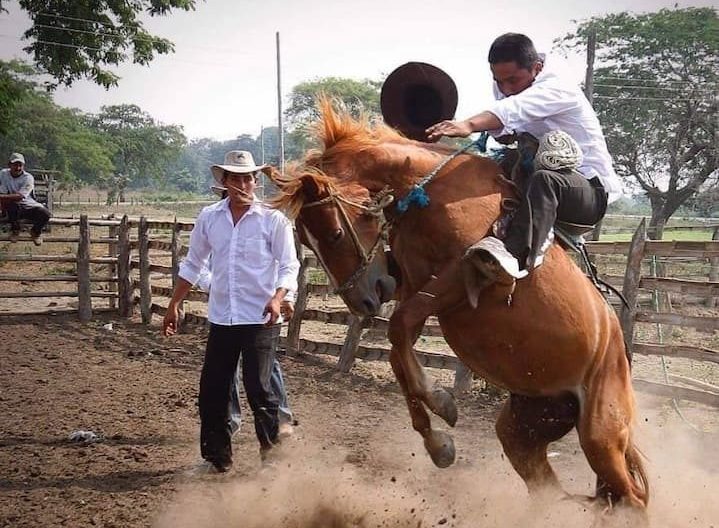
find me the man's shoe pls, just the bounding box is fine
[31,234,43,246]
[185,460,233,476]
[462,236,527,307]
[9,231,19,243]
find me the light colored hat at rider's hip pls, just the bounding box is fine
[210,150,267,186]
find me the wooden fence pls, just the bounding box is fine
[1,215,718,405]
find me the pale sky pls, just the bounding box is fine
[0,0,714,140]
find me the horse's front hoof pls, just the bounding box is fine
[424,429,456,468]
[430,388,458,427]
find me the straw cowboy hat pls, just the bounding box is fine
[210,150,267,186]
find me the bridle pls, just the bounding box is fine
[300,187,394,295]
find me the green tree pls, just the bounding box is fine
[284,77,382,158]
[88,104,186,198]
[557,7,719,238]
[0,0,196,89]
[0,60,37,136]
[0,60,115,186]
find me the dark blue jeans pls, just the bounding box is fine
[228,358,292,435]
[199,323,281,466]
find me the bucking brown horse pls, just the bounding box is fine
[270,100,648,515]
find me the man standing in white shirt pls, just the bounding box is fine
[426,33,621,284]
[0,152,51,245]
[162,150,300,473]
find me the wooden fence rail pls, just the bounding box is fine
[2,214,718,406]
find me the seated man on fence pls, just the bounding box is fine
[0,153,51,246]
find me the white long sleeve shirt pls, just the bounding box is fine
[179,197,300,325]
[487,62,623,203]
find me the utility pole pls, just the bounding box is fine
[583,29,596,106]
[276,31,285,175]
[260,125,265,164]
[584,29,603,242]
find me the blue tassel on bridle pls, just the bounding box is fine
[396,185,431,213]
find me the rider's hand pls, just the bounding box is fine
[162,303,180,337]
[425,120,473,142]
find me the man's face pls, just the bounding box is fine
[491,60,542,97]
[223,171,257,204]
[9,161,23,177]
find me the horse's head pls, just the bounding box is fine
[269,99,411,315]
[273,168,396,315]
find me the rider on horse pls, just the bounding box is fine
[426,33,621,285]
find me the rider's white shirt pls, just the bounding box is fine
[487,62,623,203]
[179,197,300,325]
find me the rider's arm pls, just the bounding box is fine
[487,81,580,134]
[461,111,504,134]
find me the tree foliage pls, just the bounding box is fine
[88,104,186,196]
[0,60,114,187]
[0,0,196,88]
[557,7,719,237]
[284,77,382,157]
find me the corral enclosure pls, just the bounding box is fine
[1,203,718,527]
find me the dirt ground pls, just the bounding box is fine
[1,313,718,528]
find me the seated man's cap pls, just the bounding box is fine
[9,153,25,164]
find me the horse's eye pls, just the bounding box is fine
[329,228,344,245]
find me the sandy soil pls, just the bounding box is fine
[1,313,718,528]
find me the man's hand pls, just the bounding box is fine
[162,303,180,337]
[425,120,473,142]
[263,296,282,326]
[280,300,295,320]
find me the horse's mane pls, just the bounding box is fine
[269,97,458,218]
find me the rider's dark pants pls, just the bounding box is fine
[504,170,608,270]
[199,323,281,467]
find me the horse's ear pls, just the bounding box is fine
[300,174,322,201]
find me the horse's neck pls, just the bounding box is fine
[353,143,446,193]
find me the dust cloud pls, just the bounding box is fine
[156,401,718,528]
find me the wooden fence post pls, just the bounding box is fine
[337,315,367,372]
[117,215,133,317]
[286,236,308,356]
[169,218,184,328]
[620,219,647,354]
[77,214,92,322]
[139,216,152,323]
[707,226,719,308]
[170,217,181,288]
[453,362,474,394]
[108,224,118,309]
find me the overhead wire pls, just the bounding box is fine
[2,15,256,56]
[595,75,718,86]
[0,34,244,69]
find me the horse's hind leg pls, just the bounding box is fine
[496,393,578,496]
[577,337,649,512]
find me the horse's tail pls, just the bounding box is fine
[626,432,650,507]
